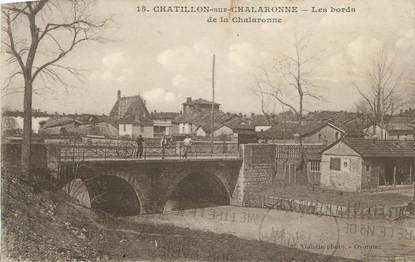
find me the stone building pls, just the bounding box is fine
[320,138,415,192]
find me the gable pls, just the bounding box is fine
[323,141,361,157]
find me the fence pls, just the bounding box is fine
[55,140,241,161]
[243,193,408,220]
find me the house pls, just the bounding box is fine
[173,97,221,135]
[362,117,415,140]
[386,116,415,140]
[363,125,389,140]
[150,111,180,137]
[71,114,118,138]
[173,112,203,135]
[193,113,240,138]
[319,138,415,192]
[182,97,220,114]
[250,114,275,132]
[259,121,345,145]
[118,116,153,139]
[38,114,118,138]
[39,117,82,135]
[2,110,51,135]
[109,90,154,138]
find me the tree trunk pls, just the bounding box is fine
[21,80,33,179]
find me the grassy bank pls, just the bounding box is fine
[1,170,359,261]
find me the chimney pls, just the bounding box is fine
[186,97,192,103]
[117,90,121,100]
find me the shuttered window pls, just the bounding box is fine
[330,157,341,171]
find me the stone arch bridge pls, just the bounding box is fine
[51,144,276,216]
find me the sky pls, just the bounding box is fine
[1,0,414,115]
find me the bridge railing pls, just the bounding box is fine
[55,141,241,162]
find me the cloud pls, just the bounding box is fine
[89,52,133,83]
[347,37,382,65]
[396,29,414,50]
[102,52,125,68]
[142,88,176,103]
[171,74,188,87]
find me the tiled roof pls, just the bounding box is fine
[258,121,342,139]
[110,95,150,119]
[386,122,415,132]
[250,114,275,126]
[118,115,153,125]
[222,117,254,130]
[194,112,240,133]
[182,98,220,106]
[329,138,415,158]
[305,111,359,125]
[150,112,180,120]
[43,117,82,128]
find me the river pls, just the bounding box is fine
[123,205,415,261]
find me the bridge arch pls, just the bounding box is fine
[65,166,145,216]
[164,171,231,211]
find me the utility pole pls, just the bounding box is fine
[211,54,215,154]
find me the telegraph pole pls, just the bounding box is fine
[211,54,215,154]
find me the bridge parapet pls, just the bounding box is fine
[49,141,241,162]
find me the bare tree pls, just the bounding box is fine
[253,36,323,185]
[251,75,274,125]
[254,36,323,126]
[2,0,109,179]
[353,48,404,139]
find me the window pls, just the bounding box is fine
[123,124,126,132]
[310,160,320,171]
[342,159,350,172]
[330,157,341,171]
[366,165,370,172]
[140,125,144,132]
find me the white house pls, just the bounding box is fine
[320,138,415,192]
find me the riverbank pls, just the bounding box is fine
[1,170,358,261]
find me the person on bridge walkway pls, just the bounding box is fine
[182,135,192,159]
[161,135,168,159]
[136,134,144,158]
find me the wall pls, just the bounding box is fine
[42,122,77,135]
[254,125,271,132]
[231,144,276,206]
[363,125,389,139]
[132,124,153,139]
[320,141,362,192]
[303,125,342,145]
[196,127,207,137]
[118,123,133,137]
[178,123,194,134]
[213,126,234,137]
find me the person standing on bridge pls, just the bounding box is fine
[136,134,144,158]
[182,135,192,159]
[161,134,168,159]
